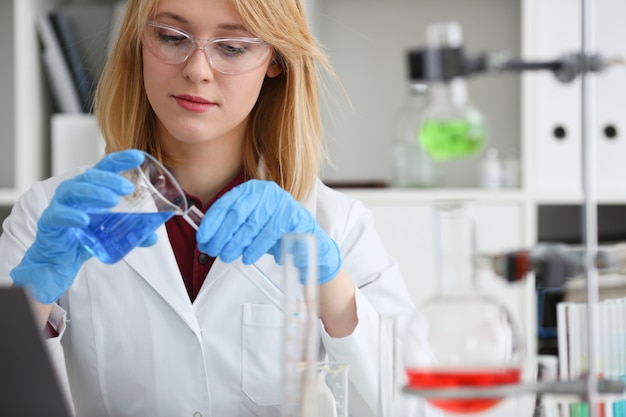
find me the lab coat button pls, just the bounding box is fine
[198,253,210,265]
[192,413,202,417]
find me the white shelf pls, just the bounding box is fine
[341,188,626,206]
[0,189,20,206]
[535,193,626,205]
[341,187,528,203]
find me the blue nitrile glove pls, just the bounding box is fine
[10,150,158,304]
[196,179,342,284]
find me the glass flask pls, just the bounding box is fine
[404,202,524,414]
[419,79,486,162]
[391,82,440,188]
[418,22,487,161]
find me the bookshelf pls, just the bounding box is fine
[0,0,118,212]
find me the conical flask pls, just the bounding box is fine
[404,202,524,414]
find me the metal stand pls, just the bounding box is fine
[403,378,626,400]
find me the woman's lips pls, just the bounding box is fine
[173,95,215,112]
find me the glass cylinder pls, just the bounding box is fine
[280,233,320,417]
[404,202,524,414]
[378,314,397,417]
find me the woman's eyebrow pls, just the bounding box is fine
[216,23,249,32]
[152,12,249,34]
[153,12,188,25]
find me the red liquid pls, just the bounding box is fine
[406,367,522,413]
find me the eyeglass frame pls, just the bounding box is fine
[143,20,273,75]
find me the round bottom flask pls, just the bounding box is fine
[404,202,524,414]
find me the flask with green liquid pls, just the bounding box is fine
[416,22,487,161]
[419,76,486,161]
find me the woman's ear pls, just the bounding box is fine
[266,57,284,78]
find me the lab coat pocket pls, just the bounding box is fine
[242,303,284,406]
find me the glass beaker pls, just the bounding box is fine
[72,151,201,264]
[310,361,350,417]
[74,152,284,302]
[403,202,524,414]
[74,151,289,312]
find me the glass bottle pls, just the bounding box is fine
[479,147,504,189]
[391,83,440,188]
[403,202,524,414]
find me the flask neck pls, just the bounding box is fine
[429,78,468,107]
[434,203,477,296]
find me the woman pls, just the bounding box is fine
[0,0,429,415]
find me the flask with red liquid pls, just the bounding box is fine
[403,202,524,414]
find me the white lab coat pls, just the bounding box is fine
[0,168,429,417]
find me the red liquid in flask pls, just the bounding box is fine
[406,367,522,413]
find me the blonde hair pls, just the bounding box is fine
[94,0,332,201]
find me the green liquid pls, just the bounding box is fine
[419,120,486,161]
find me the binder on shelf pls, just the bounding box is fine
[36,4,120,114]
[108,1,128,55]
[48,10,93,113]
[37,11,82,114]
[57,4,119,94]
[556,297,626,416]
[593,0,626,195]
[529,0,582,194]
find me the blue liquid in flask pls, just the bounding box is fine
[74,211,175,264]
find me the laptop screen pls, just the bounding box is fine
[0,287,72,417]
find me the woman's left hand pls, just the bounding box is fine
[196,179,341,284]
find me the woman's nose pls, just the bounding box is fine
[181,48,215,82]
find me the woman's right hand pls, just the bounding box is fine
[10,150,151,304]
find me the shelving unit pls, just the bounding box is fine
[0,0,116,214]
[312,0,626,416]
[6,0,58,205]
[309,0,626,284]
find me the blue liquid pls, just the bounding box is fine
[74,211,175,264]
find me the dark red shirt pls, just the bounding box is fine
[165,171,246,302]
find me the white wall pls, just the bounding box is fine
[314,0,521,187]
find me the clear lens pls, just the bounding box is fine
[209,40,269,74]
[143,21,271,75]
